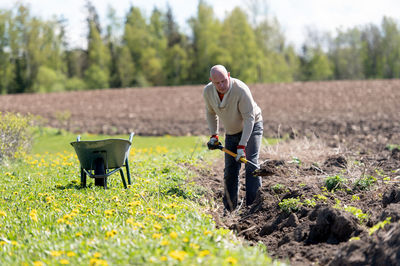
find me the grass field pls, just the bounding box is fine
[0,128,281,265]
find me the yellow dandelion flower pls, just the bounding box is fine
[105,230,117,238]
[153,223,162,230]
[50,250,63,257]
[160,256,167,261]
[204,230,212,236]
[183,237,189,243]
[11,241,18,246]
[33,261,44,266]
[190,243,200,249]
[13,192,18,195]
[67,251,76,257]
[0,210,6,217]
[75,232,83,237]
[225,257,238,264]
[0,241,7,246]
[128,200,141,207]
[169,231,178,239]
[169,250,187,262]
[160,240,169,246]
[60,259,69,264]
[89,258,108,266]
[29,209,38,222]
[104,210,114,217]
[152,233,162,239]
[63,214,72,220]
[126,218,134,225]
[93,252,102,258]
[111,196,118,202]
[199,250,210,257]
[165,214,176,220]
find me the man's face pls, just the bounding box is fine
[211,71,230,94]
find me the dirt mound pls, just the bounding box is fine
[330,223,400,266]
[199,133,400,265]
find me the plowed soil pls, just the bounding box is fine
[1,79,400,265]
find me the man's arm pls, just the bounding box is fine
[238,88,256,146]
[203,89,219,135]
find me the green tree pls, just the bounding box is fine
[116,45,135,88]
[329,27,364,79]
[360,24,383,78]
[188,1,222,83]
[380,17,400,78]
[0,10,15,94]
[85,2,110,89]
[142,8,167,85]
[220,7,260,83]
[105,5,122,88]
[124,6,147,86]
[164,5,189,85]
[254,17,298,82]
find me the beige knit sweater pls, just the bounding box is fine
[203,77,262,146]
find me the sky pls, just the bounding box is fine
[1,0,399,51]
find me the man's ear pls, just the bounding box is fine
[228,72,230,78]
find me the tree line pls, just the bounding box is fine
[1,1,400,94]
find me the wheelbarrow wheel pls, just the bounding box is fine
[94,157,107,188]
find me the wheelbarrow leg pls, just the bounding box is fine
[80,167,87,188]
[125,158,131,185]
[94,158,107,188]
[119,169,127,189]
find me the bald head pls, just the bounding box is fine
[210,65,230,94]
[210,65,228,77]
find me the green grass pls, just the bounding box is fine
[31,127,207,155]
[0,128,282,265]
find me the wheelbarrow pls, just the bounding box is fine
[70,133,134,189]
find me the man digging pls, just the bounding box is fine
[203,65,263,212]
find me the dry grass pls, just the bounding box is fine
[261,135,343,165]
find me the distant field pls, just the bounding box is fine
[1,79,400,138]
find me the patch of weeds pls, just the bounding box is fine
[344,205,369,224]
[298,183,306,188]
[369,217,391,235]
[303,198,316,208]
[325,175,347,192]
[351,195,360,201]
[313,194,328,202]
[279,197,302,214]
[385,144,400,151]
[353,175,376,191]
[333,199,341,209]
[271,183,286,194]
[289,156,301,166]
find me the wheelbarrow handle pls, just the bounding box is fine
[216,145,259,169]
[129,132,135,142]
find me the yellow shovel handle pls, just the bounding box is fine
[221,147,248,164]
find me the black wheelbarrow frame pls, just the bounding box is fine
[70,132,134,189]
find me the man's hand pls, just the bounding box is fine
[235,145,246,162]
[207,135,221,150]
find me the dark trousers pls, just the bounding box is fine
[223,121,263,211]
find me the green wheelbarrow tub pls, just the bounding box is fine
[70,139,131,170]
[70,133,134,188]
